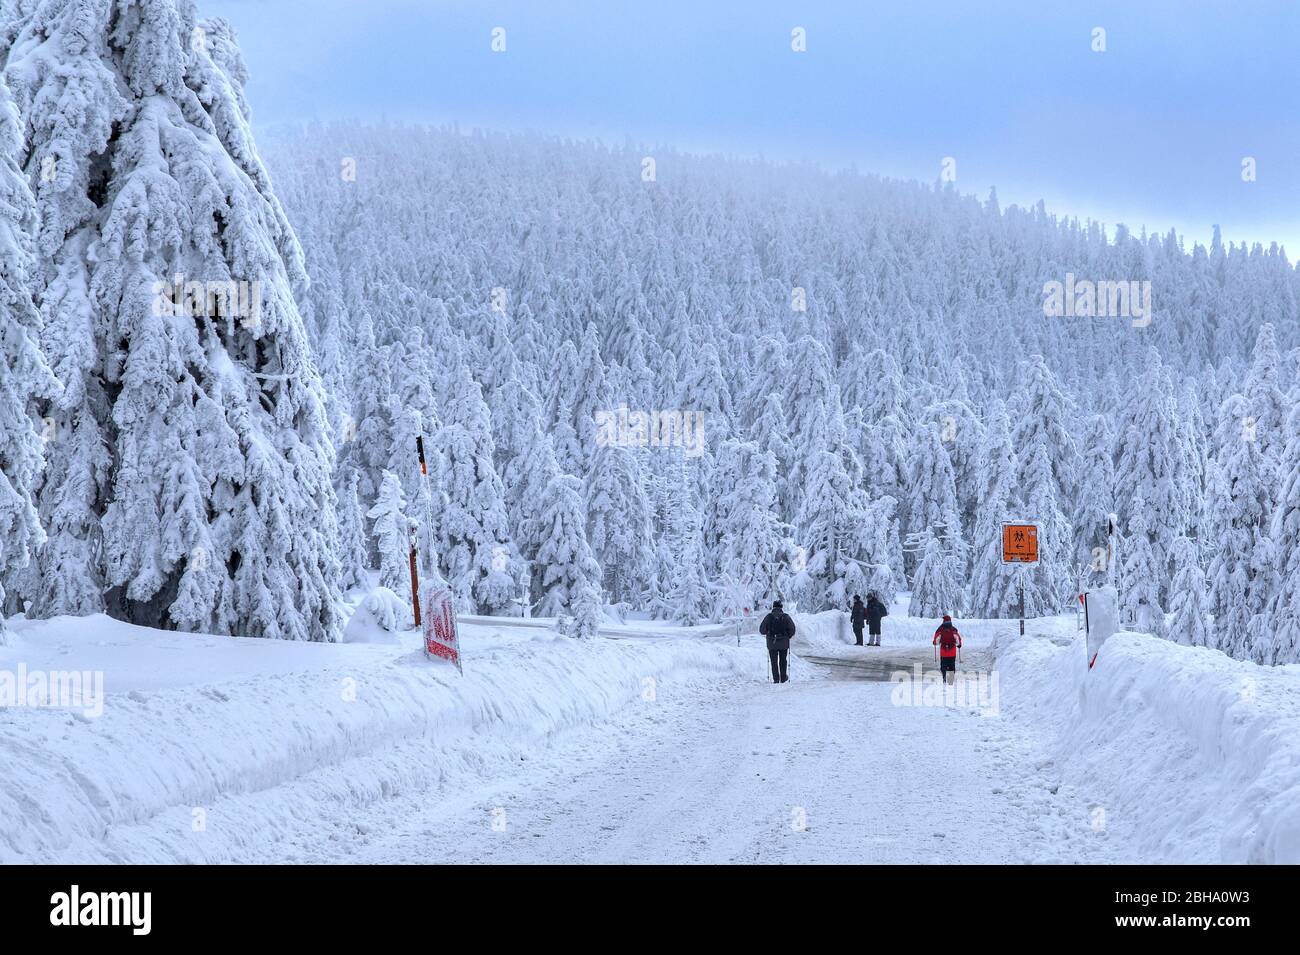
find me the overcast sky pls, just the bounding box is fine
[205,0,1300,254]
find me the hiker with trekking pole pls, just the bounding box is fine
[759,599,796,684]
[933,614,962,685]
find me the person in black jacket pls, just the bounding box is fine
[865,593,888,646]
[850,594,866,645]
[759,600,796,683]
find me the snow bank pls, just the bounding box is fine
[791,610,849,648]
[999,630,1300,863]
[0,614,756,863]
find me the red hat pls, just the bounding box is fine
[942,614,952,621]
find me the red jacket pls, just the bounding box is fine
[933,622,962,658]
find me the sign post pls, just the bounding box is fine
[408,532,421,629]
[1001,522,1039,637]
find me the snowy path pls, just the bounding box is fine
[11,612,1295,863]
[246,647,1126,865]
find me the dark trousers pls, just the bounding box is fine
[769,646,789,683]
[852,624,864,645]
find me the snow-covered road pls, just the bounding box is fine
[29,609,1296,864]
[247,648,1126,865]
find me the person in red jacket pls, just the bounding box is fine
[933,615,962,684]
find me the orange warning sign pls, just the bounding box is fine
[1001,523,1039,563]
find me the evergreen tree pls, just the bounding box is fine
[1168,536,1211,648]
[749,391,793,508]
[533,470,605,633]
[0,67,55,632]
[713,439,788,610]
[669,492,712,625]
[1206,393,1273,659]
[793,444,878,612]
[905,424,964,577]
[1113,348,1191,603]
[1074,414,1116,571]
[335,471,369,593]
[967,402,1023,617]
[1266,403,1300,664]
[367,470,411,618]
[585,442,654,606]
[8,4,343,639]
[1019,443,1074,613]
[1120,498,1165,637]
[1241,322,1288,470]
[907,527,966,618]
[437,362,518,614]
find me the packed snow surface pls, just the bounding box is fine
[2,604,1297,864]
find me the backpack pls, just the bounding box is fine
[766,610,794,641]
[938,624,958,651]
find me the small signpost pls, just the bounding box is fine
[1002,522,1039,636]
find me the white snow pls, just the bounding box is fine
[12,602,1274,864]
[999,628,1300,863]
[0,612,751,863]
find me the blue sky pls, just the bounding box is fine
[206,0,1300,253]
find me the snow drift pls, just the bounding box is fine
[0,614,755,863]
[999,630,1300,863]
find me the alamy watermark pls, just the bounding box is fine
[1042,273,1151,327]
[595,403,706,458]
[1,663,104,719]
[50,885,151,935]
[889,664,1000,716]
[152,276,263,329]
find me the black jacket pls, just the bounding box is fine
[760,610,796,650]
[865,597,888,627]
[850,600,866,626]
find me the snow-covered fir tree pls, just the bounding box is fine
[1168,536,1211,648]
[1206,393,1274,658]
[712,439,789,610]
[367,470,412,617]
[4,2,342,639]
[585,442,655,607]
[1266,403,1300,665]
[966,399,1021,613]
[531,466,605,631]
[1074,414,1116,571]
[1120,498,1165,638]
[436,361,518,614]
[1113,348,1191,605]
[335,470,369,593]
[907,528,966,618]
[0,65,54,634]
[669,493,713,626]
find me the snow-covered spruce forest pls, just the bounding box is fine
[1,2,1299,664]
